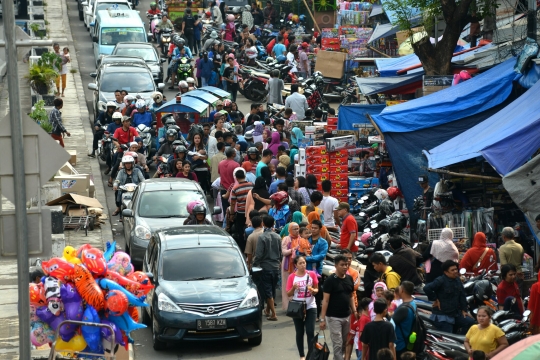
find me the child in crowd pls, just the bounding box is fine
[400,352,416,360]
[263,18,273,30]
[369,282,388,320]
[383,289,400,317]
[349,297,371,360]
[297,227,313,255]
[472,350,486,360]
[377,348,394,360]
[361,299,396,360]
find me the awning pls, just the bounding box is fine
[337,104,386,130]
[371,58,519,133]
[370,4,383,17]
[182,89,219,104]
[368,23,400,44]
[197,86,230,98]
[375,54,420,77]
[424,75,540,175]
[156,96,208,114]
[356,73,423,95]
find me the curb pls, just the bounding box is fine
[129,343,134,360]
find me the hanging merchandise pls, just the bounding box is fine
[321,28,340,51]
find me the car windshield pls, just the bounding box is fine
[100,27,146,46]
[138,190,205,218]
[114,48,157,62]
[162,248,246,281]
[96,3,130,12]
[100,71,154,92]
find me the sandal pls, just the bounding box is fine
[266,317,278,321]
[107,180,113,187]
[112,209,121,216]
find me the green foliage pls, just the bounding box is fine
[38,52,62,71]
[26,53,61,94]
[29,100,48,122]
[39,119,54,133]
[29,22,40,33]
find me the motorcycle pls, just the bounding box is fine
[98,128,113,163]
[155,155,171,177]
[119,183,138,211]
[158,28,172,56]
[146,12,162,43]
[300,73,330,111]
[176,56,192,81]
[136,124,154,159]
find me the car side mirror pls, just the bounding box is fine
[92,36,98,43]
[160,58,167,63]
[88,83,98,90]
[212,206,222,215]
[90,72,97,78]
[122,209,133,217]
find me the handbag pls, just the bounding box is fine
[286,273,309,319]
[306,331,330,360]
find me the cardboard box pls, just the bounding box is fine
[306,155,329,165]
[58,162,79,176]
[329,172,348,182]
[54,174,91,196]
[330,165,349,174]
[325,135,356,152]
[67,150,77,166]
[291,121,313,132]
[349,177,372,190]
[307,164,330,174]
[314,173,330,183]
[294,164,306,177]
[331,188,348,198]
[313,140,325,146]
[89,179,95,198]
[314,50,347,79]
[328,157,348,166]
[46,193,104,213]
[298,148,306,164]
[306,145,327,156]
[329,149,349,159]
[333,180,349,190]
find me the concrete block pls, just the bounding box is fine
[51,234,65,258]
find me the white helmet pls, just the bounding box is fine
[112,112,123,120]
[151,91,163,103]
[124,95,135,105]
[374,189,388,200]
[135,99,146,109]
[186,77,195,84]
[178,80,189,88]
[121,155,135,163]
[136,124,149,132]
[106,101,117,108]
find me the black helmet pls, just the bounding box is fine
[173,35,185,47]
[474,280,493,303]
[388,220,401,236]
[247,147,259,156]
[379,199,395,216]
[192,204,206,216]
[164,117,176,127]
[166,128,178,138]
[172,140,183,147]
[378,219,390,234]
[391,211,408,230]
[168,125,181,133]
[175,145,188,154]
[413,195,424,213]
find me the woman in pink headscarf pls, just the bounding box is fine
[368,281,388,320]
[268,131,282,156]
[423,227,459,283]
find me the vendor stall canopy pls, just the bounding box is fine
[424,67,540,176]
[156,96,208,114]
[356,73,422,95]
[337,104,386,130]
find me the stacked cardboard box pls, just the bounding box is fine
[326,117,338,133]
[304,125,326,146]
[295,148,307,177]
[328,149,349,203]
[305,146,329,191]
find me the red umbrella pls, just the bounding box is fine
[492,334,540,360]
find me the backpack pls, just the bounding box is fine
[397,303,426,355]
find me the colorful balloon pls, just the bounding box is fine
[41,258,73,282]
[292,14,299,23]
[98,278,147,307]
[108,312,146,343]
[71,264,105,311]
[62,246,81,264]
[81,247,107,276]
[47,297,64,317]
[101,318,125,347]
[30,283,46,307]
[106,290,129,316]
[103,241,117,262]
[82,305,103,353]
[125,271,154,297]
[107,251,134,276]
[55,334,87,352]
[128,306,139,323]
[30,305,40,323]
[36,305,77,342]
[30,321,55,347]
[76,244,92,259]
[60,283,83,321]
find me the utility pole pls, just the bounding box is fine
[3,0,31,358]
[528,0,537,40]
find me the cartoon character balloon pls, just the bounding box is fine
[30,321,56,347]
[30,283,46,307]
[81,305,103,353]
[106,290,129,316]
[41,258,73,282]
[81,247,107,276]
[107,251,134,276]
[71,264,105,311]
[62,246,81,265]
[292,14,299,23]
[60,283,84,321]
[125,271,154,297]
[55,334,87,352]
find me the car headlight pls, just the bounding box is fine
[158,293,184,313]
[238,287,259,309]
[134,225,151,240]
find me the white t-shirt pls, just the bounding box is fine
[320,195,339,227]
[286,52,298,72]
[287,271,318,309]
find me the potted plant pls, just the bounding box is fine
[26,52,61,95]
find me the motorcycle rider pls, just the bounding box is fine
[122,95,137,117]
[128,143,149,178]
[109,116,139,185]
[114,90,126,111]
[150,91,165,114]
[113,155,145,217]
[89,101,117,158]
[168,37,193,89]
[155,128,179,161]
[177,80,190,94]
[101,112,124,173]
[185,204,212,225]
[132,99,155,128]
[147,1,161,15]
[156,14,174,52]
[186,77,197,90]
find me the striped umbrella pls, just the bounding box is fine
[492,334,540,360]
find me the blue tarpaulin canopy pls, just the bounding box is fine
[357,73,423,95]
[337,104,386,130]
[370,58,520,216]
[197,86,230,98]
[371,58,518,133]
[375,54,420,77]
[156,96,208,114]
[182,89,219,104]
[424,76,540,175]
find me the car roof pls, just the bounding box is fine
[139,178,203,191]
[96,9,143,25]
[114,42,156,49]
[100,55,147,66]
[101,63,152,73]
[157,226,236,251]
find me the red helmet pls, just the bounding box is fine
[206,11,211,17]
[270,191,289,209]
[387,186,402,200]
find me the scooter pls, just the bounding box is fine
[146,12,162,43]
[176,56,192,81]
[159,28,172,56]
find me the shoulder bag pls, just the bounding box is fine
[473,248,490,271]
[286,273,309,319]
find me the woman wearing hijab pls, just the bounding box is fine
[368,281,388,320]
[461,232,497,274]
[281,222,311,310]
[253,121,264,143]
[268,131,282,156]
[291,127,304,147]
[422,228,459,283]
[280,211,304,237]
[278,154,290,169]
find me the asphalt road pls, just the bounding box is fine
[65,2,304,359]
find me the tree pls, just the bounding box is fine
[384,0,497,75]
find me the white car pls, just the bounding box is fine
[83,0,133,31]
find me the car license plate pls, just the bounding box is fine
[197,319,227,330]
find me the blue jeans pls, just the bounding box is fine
[356,350,362,360]
[433,314,475,334]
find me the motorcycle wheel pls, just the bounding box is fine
[250,82,267,102]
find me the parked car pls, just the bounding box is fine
[141,225,262,350]
[111,42,166,83]
[88,62,164,120]
[121,178,221,267]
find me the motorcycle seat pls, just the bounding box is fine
[251,71,270,79]
[413,295,430,302]
[427,329,466,343]
[416,301,434,311]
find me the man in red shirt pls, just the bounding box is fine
[496,264,524,316]
[265,26,289,55]
[337,202,358,254]
[218,147,239,211]
[109,117,139,183]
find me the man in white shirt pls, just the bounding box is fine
[284,84,309,120]
[320,180,340,231]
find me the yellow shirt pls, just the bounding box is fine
[466,324,505,354]
[383,266,401,290]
